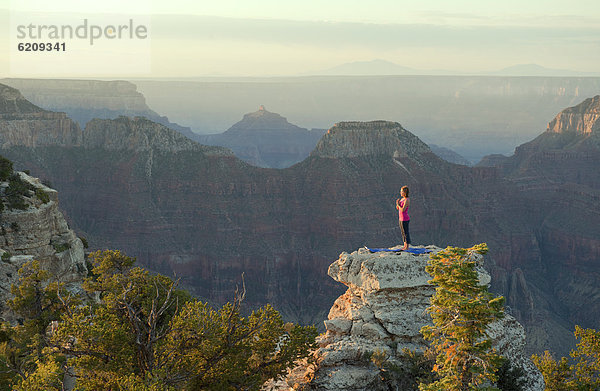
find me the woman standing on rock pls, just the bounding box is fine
[396,186,411,250]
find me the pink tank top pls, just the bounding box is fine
[399,198,410,221]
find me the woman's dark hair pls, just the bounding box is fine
[401,186,409,197]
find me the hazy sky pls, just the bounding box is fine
[1,0,599,77]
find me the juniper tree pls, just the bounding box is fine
[1,251,318,390]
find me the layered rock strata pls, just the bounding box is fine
[0,78,198,141]
[546,95,600,135]
[312,121,431,160]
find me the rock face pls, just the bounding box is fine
[0,78,198,142]
[546,95,600,135]
[312,121,430,160]
[428,144,471,165]
[477,95,600,355]
[0,84,229,154]
[83,116,230,155]
[0,170,87,321]
[269,246,543,390]
[0,85,82,148]
[198,106,326,168]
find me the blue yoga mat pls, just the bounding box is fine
[366,247,432,254]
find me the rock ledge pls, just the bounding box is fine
[267,245,544,391]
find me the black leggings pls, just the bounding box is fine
[400,220,411,245]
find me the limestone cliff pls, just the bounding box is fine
[546,95,600,135]
[84,116,231,155]
[0,84,46,115]
[312,121,431,160]
[0,85,230,155]
[0,169,87,321]
[0,84,82,148]
[0,79,149,112]
[497,95,600,160]
[477,95,600,356]
[0,78,198,142]
[268,246,544,391]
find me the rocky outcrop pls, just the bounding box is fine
[546,95,600,135]
[84,116,231,155]
[268,246,543,390]
[0,79,149,112]
[0,84,83,148]
[477,96,600,356]
[198,106,326,168]
[312,121,431,160]
[0,78,198,141]
[0,170,87,321]
[0,84,47,115]
[229,106,302,131]
[0,87,229,155]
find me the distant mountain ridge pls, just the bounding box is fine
[308,60,600,77]
[311,59,422,76]
[490,64,599,77]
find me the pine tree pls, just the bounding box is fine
[420,243,505,391]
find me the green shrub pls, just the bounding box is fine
[52,243,71,253]
[372,348,437,391]
[35,189,50,204]
[496,358,527,391]
[0,156,12,181]
[10,222,19,232]
[6,174,34,210]
[7,197,28,211]
[78,236,89,249]
[1,252,11,262]
[7,197,28,210]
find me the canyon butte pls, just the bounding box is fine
[197,105,326,168]
[1,82,599,358]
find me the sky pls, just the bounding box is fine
[1,0,599,77]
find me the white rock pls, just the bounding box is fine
[273,245,544,391]
[324,318,352,335]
